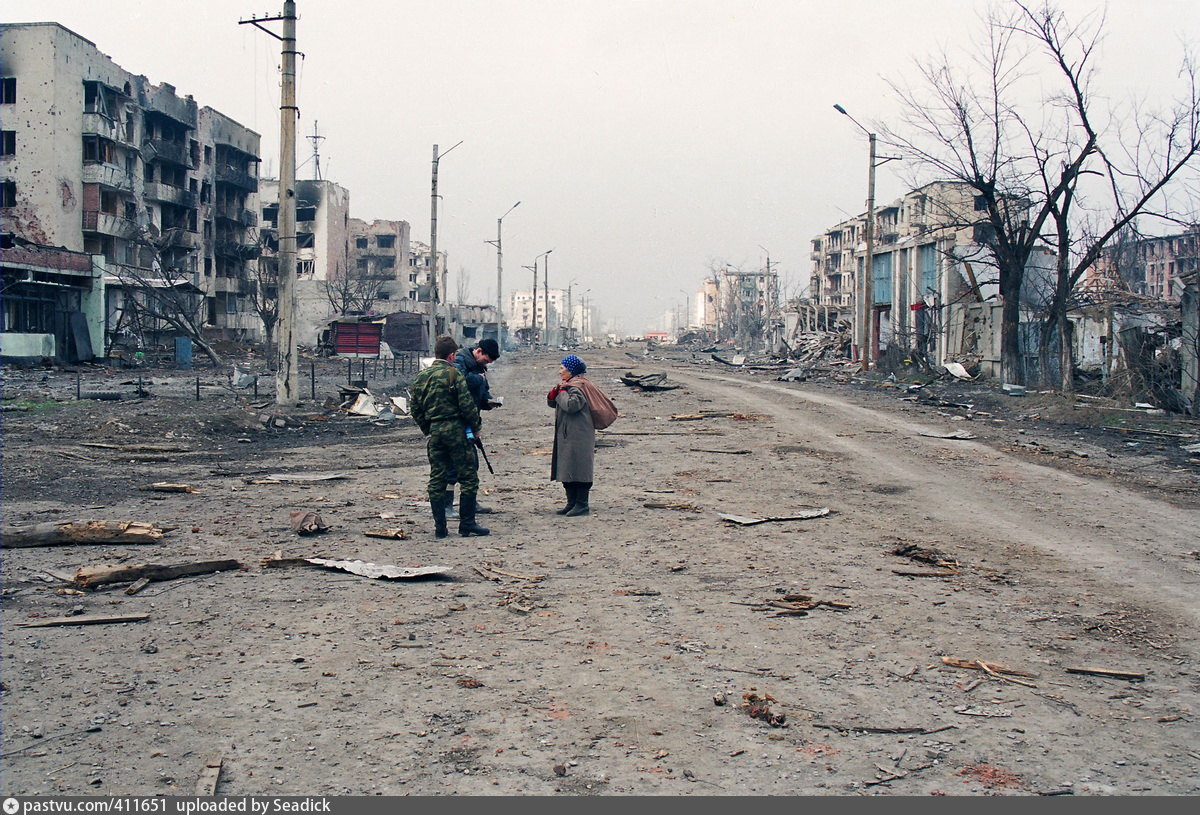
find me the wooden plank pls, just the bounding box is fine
[195,754,223,796]
[73,559,242,589]
[1065,666,1145,681]
[2,520,168,548]
[18,613,150,628]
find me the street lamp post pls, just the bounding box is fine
[535,249,553,346]
[566,278,578,347]
[834,104,877,371]
[487,201,520,348]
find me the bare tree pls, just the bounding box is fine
[321,262,388,317]
[882,0,1200,388]
[247,248,280,366]
[109,225,223,367]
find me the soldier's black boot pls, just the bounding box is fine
[564,484,590,517]
[458,493,490,537]
[555,483,578,515]
[432,493,449,539]
[443,489,459,520]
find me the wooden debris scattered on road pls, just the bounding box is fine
[18,613,150,628]
[689,448,751,455]
[643,501,702,512]
[1065,666,1145,681]
[72,559,243,590]
[248,471,351,484]
[891,542,959,570]
[2,519,170,549]
[620,371,681,391]
[670,410,768,422]
[941,656,1038,686]
[138,482,197,493]
[80,442,193,453]
[893,568,959,578]
[718,507,830,526]
[954,705,1013,717]
[473,564,545,582]
[918,429,978,440]
[363,527,410,540]
[195,754,223,796]
[756,593,851,617]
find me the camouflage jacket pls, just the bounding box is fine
[409,360,482,437]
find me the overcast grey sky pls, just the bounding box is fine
[6,1,1199,333]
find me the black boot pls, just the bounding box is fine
[431,493,449,539]
[564,484,590,516]
[458,493,490,537]
[555,483,578,515]
[443,489,459,520]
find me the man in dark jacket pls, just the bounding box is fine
[445,337,501,517]
[409,335,489,538]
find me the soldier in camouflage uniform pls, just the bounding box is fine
[409,336,489,538]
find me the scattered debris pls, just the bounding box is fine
[717,507,830,526]
[2,520,170,549]
[643,501,702,512]
[953,705,1013,717]
[457,677,484,689]
[71,559,243,590]
[473,564,545,582]
[137,483,198,493]
[944,362,974,380]
[956,762,1024,789]
[941,657,1038,686]
[195,754,223,796]
[255,471,351,483]
[755,593,851,617]
[740,692,787,727]
[18,613,150,628]
[362,528,410,540]
[918,429,978,440]
[620,371,681,391]
[1064,666,1145,681]
[689,448,751,455]
[289,511,330,535]
[890,543,960,571]
[892,568,958,578]
[262,553,449,581]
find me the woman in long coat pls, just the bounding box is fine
[547,354,596,516]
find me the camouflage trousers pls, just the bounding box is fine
[426,421,478,502]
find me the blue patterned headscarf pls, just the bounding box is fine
[561,354,586,376]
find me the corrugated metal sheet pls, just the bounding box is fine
[332,321,382,357]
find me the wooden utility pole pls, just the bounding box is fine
[242,1,299,406]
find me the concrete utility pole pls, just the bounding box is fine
[523,262,537,344]
[243,1,299,406]
[541,249,553,347]
[430,141,462,350]
[487,201,520,348]
[835,104,895,371]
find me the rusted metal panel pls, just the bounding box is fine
[331,321,382,358]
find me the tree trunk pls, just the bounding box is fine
[999,294,1023,385]
[1058,311,1075,396]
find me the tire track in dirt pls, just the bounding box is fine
[674,368,1200,643]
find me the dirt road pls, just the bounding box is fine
[2,348,1198,796]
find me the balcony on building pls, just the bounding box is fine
[144,182,196,208]
[81,161,134,191]
[82,210,138,239]
[216,164,258,192]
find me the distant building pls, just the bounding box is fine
[0,22,261,360]
[1086,230,1198,303]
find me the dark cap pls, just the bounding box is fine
[478,338,500,360]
